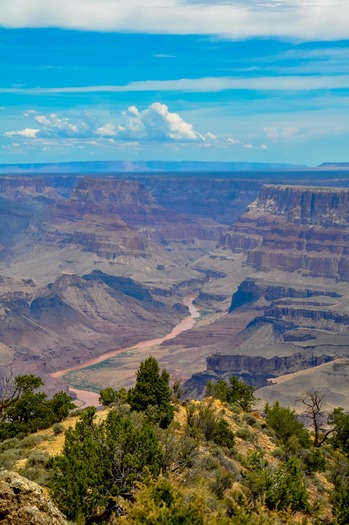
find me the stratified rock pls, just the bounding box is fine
[221,185,349,280]
[0,470,68,524]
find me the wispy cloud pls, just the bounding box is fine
[2,75,349,95]
[1,0,349,41]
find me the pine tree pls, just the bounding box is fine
[128,356,174,428]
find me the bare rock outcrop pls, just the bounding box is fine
[221,185,349,280]
[0,470,68,524]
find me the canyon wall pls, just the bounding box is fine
[221,185,349,280]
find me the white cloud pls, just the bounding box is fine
[32,113,91,137]
[227,137,266,150]
[3,104,265,150]
[4,128,40,138]
[227,138,241,145]
[96,123,117,136]
[1,0,349,41]
[23,109,37,117]
[3,104,204,143]
[3,74,349,96]
[117,102,200,141]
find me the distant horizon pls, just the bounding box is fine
[3,158,349,174]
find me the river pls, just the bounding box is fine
[50,297,200,407]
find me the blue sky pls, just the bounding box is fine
[1,0,349,165]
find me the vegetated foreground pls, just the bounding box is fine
[2,359,349,524]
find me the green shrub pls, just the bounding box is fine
[19,434,46,448]
[265,401,311,448]
[236,427,255,442]
[206,377,256,411]
[213,419,235,449]
[50,407,163,523]
[0,437,20,453]
[266,458,309,512]
[302,447,326,474]
[243,413,259,427]
[52,423,65,435]
[0,448,23,470]
[26,450,50,467]
[127,356,174,429]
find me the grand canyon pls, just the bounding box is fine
[2,164,349,411]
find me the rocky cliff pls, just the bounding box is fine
[221,185,349,280]
[179,185,349,400]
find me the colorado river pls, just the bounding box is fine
[51,297,200,407]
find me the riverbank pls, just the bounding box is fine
[51,297,200,407]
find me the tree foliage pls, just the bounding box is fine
[329,407,349,455]
[50,407,162,523]
[265,401,311,448]
[206,377,256,411]
[128,356,174,428]
[0,374,73,439]
[99,386,127,407]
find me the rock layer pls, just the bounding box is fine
[222,185,349,280]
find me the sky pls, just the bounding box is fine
[1,0,349,166]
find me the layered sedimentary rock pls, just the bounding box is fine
[181,185,349,401]
[221,185,349,280]
[129,177,261,224]
[41,177,223,260]
[0,175,227,390]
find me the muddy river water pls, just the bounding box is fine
[51,297,200,407]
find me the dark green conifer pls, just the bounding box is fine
[128,356,174,428]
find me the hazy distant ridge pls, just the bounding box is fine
[0,160,307,174]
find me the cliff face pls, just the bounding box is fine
[221,185,349,280]
[229,278,340,312]
[181,185,349,398]
[46,178,222,258]
[0,176,59,201]
[132,177,261,224]
[206,352,333,386]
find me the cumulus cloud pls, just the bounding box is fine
[117,103,200,141]
[33,113,92,137]
[1,0,349,41]
[3,104,203,143]
[96,123,117,136]
[4,128,40,138]
[3,103,264,150]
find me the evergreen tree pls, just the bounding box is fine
[206,376,256,411]
[0,373,73,439]
[128,356,174,428]
[50,407,162,523]
[265,401,311,448]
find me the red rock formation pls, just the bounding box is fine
[221,185,349,280]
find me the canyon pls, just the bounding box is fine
[1,170,349,411]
